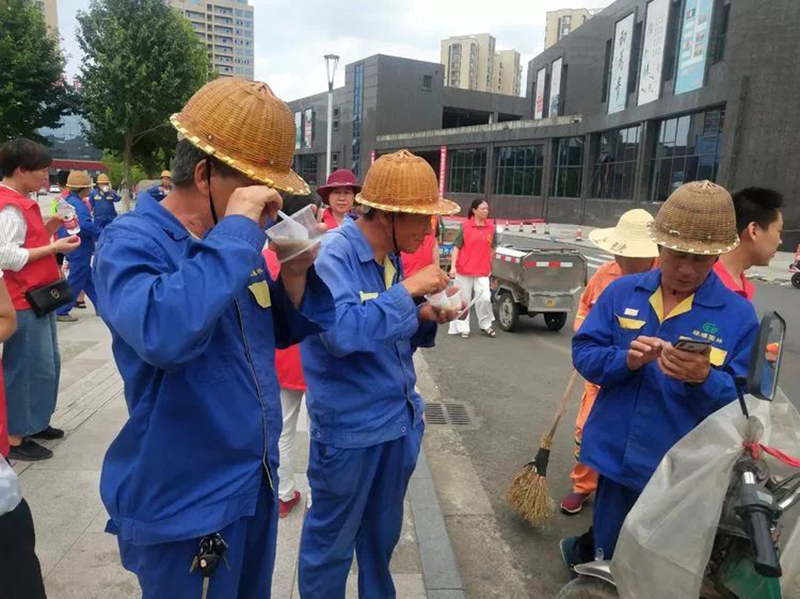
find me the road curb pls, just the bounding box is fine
[409,448,466,598]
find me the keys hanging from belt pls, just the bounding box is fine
[190,533,229,599]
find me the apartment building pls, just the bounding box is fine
[544,8,599,48]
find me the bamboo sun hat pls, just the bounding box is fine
[96,174,110,185]
[647,180,739,255]
[355,150,460,215]
[170,77,309,195]
[66,171,92,189]
[589,209,659,258]
[160,170,172,179]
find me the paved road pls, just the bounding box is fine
[424,235,799,597]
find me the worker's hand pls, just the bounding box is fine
[225,186,283,226]
[419,302,460,324]
[448,266,457,279]
[402,264,449,298]
[53,235,81,255]
[44,216,65,234]
[657,342,711,384]
[627,336,664,371]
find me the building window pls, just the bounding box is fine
[663,0,683,82]
[592,125,641,200]
[422,74,433,91]
[601,38,612,103]
[448,44,462,87]
[294,154,318,187]
[712,1,731,64]
[651,108,725,201]
[332,152,340,169]
[447,148,487,194]
[352,63,364,177]
[332,107,340,131]
[494,145,544,196]
[552,137,584,198]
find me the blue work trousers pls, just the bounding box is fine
[57,254,97,315]
[298,422,424,598]
[592,475,641,560]
[116,477,278,599]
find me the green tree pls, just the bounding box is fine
[102,151,147,189]
[76,0,209,204]
[0,0,74,141]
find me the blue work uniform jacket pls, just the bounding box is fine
[147,184,169,202]
[573,268,758,492]
[89,188,120,222]
[58,192,99,260]
[92,194,335,545]
[301,219,435,449]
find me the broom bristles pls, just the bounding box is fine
[506,463,555,526]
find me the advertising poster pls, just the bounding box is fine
[534,67,546,120]
[675,0,714,95]
[294,112,302,149]
[608,12,635,114]
[638,0,670,105]
[549,58,563,117]
[303,109,313,148]
[438,146,447,197]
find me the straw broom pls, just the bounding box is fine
[507,369,581,526]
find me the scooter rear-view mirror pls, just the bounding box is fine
[747,311,786,401]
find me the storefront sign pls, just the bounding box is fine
[638,0,670,105]
[608,12,635,114]
[439,146,447,197]
[303,109,313,148]
[294,112,302,149]
[675,0,715,95]
[549,58,563,117]
[370,150,376,165]
[534,68,546,120]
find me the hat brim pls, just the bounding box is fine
[589,227,659,258]
[171,114,310,196]
[355,193,461,216]
[646,222,740,255]
[318,182,362,201]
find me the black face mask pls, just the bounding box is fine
[206,158,219,225]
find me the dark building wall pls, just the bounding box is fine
[375,55,443,136]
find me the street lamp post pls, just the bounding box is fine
[324,54,340,180]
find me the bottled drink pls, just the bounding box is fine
[56,199,81,235]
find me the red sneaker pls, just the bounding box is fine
[560,492,590,515]
[279,491,301,519]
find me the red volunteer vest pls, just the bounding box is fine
[456,218,494,277]
[0,186,61,310]
[401,216,439,277]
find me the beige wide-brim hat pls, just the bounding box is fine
[589,209,659,258]
[66,170,92,189]
[356,150,460,216]
[160,170,172,179]
[170,78,309,195]
[647,180,739,255]
[96,174,110,185]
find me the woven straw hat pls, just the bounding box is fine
[170,78,309,195]
[356,150,460,215]
[97,174,110,185]
[66,171,92,189]
[589,209,658,258]
[647,181,739,255]
[160,170,171,179]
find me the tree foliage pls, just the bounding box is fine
[76,0,209,196]
[0,0,74,141]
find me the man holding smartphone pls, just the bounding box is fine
[568,181,759,565]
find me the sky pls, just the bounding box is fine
[58,0,611,102]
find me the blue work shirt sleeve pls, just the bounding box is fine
[410,298,437,351]
[73,196,100,241]
[269,267,335,349]
[315,250,419,357]
[572,285,636,387]
[94,215,266,370]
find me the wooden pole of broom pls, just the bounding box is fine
[506,369,581,526]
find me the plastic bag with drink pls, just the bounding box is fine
[56,199,80,235]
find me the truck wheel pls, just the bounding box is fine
[556,577,618,599]
[792,273,800,289]
[496,291,519,332]
[544,312,568,332]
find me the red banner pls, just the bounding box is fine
[370,150,376,165]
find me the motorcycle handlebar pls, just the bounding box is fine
[741,505,782,577]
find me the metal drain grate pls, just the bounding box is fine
[424,401,476,428]
[424,402,447,424]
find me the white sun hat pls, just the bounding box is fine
[589,209,659,258]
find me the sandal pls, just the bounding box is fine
[461,333,469,340]
[483,327,497,338]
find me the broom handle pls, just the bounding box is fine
[544,369,581,440]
